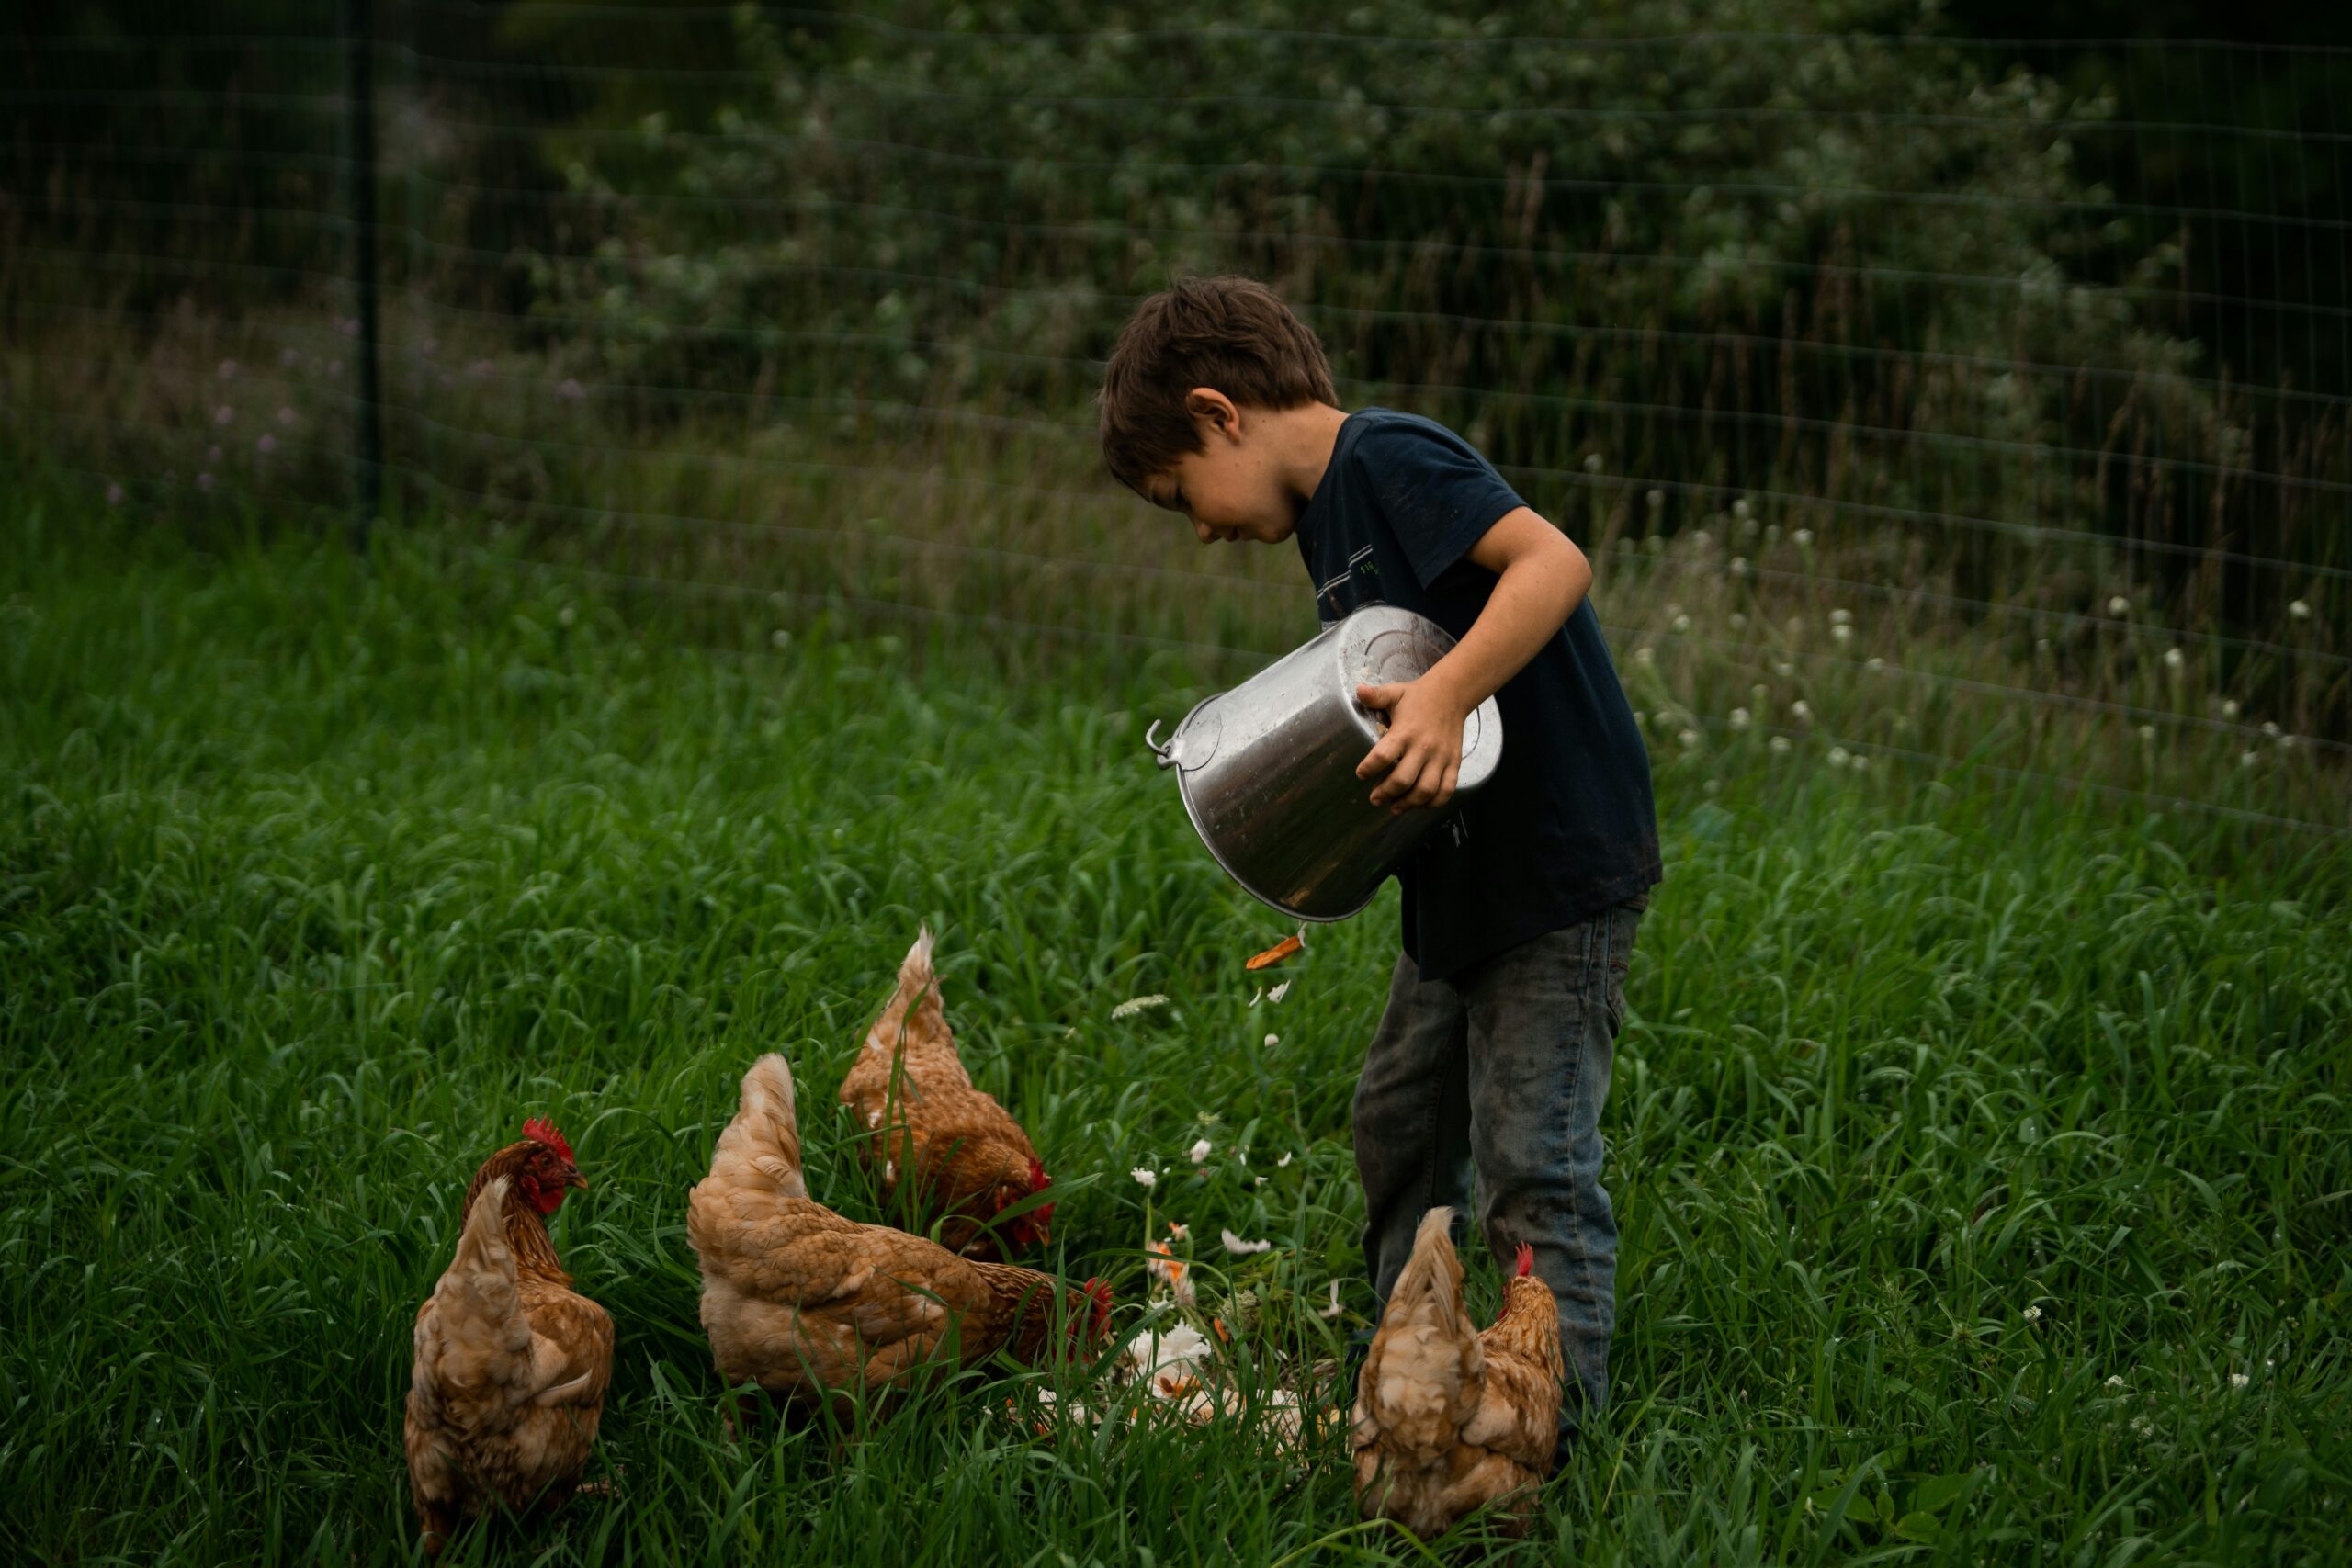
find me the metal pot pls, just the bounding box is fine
[1145,604,1504,921]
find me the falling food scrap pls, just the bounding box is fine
[1267,979,1293,1004]
[1317,1280,1344,1319]
[1245,926,1309,971]
[1221,1228,1273,1256]
[1147,1238,1198,1307]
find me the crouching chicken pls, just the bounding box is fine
[1351,1208,1564,1540]
[690,1052,1110,1420]
[839,928,1056,1260]
[405,1120,612,1556]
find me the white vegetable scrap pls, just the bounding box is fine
[1318,1280,1344,1319]
[1131,1168,1158,1189]
[1189,1137,1214,1164]
[1267,979,1293,1004]
[1221,1228,1273,1256]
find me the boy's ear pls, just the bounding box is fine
[1185,387,1243,441]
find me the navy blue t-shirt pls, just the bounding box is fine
[1295,407,1661,981]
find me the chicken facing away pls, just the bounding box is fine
[691,1051,1111,1421]
[839,928,1055,1260]
[1351,1209,1565,1541]
[405,1121,613,1557]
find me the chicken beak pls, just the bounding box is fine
[565,1165,589,1191]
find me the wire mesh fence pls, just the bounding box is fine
[6,2,2347,833]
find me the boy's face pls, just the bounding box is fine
[1141,393,1298,547]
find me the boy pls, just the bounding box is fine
[1100,276,1660,1462]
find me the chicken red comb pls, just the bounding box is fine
[1513,1242,1535,1279]
[521,1116,574,1163]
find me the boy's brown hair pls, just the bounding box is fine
[1098,275,1337,494]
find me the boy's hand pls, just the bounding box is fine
[1355,677,1469,813]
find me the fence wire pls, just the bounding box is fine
[6,2,2347,835]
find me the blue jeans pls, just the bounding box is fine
[1351,897,1644,1457]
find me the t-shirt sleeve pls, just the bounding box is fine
[1355,420,1529,588]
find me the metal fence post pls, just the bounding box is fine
[346,0,382,547]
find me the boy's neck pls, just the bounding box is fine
[1267,401,1353,517]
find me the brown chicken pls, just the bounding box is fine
[404,1121,613,1556]
[838,927,1054,1260]
[1351,1208,1565,1540]
[690,1051,1111,1421]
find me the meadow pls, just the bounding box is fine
[3,486,2347,1566]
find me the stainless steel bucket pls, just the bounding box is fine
[1145,604,1504,921]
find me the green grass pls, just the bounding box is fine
[2,489,2347,1566]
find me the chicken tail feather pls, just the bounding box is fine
[712,1053,810,1199]
[1355,1206,1480,1464]
[865,925,946,1060]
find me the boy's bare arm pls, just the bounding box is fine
[1354,508,1593,812]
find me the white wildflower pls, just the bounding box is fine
[1644,535,1663,555]
[1792,700,1813,724]
[1734,497,1753,522]
[1849,753,1866,773]
[1582,453,1603,473]
[2163,647,2184,670]
[2222,698,2241,718]
[2230,1371,2250,1390]
[1831,624,1853,646]
[1793,528,1815,547]
[1765,524,1781,543]
[1634,647,1655,666]
[1691,529,1713,550]
[1730,557,1750,578]
[2138,725,2154,742]
[1317,1280,1344,1319]
[1263,1033,1279,1048]
[1112,994,1170,1020]
[2262,720,2281,737]
[2289,599,2311,620]
[1866,657,1885,671]
[1827,748,1850,769]
[1830,608,1853,626]
[1221,1228,1273,1256]
[1731,612,1748,629]
[1189,1137,1213,1165]
[1646,488,1664,512]
[1131,1168,1158,1189]
[1678,728,1701,750]
[1773,660,1795,677]
[1770,736,1792,754]
[2105,1375,2126,1390]
[1672,613,1692,633]
[2036,637,2052,653]
[2241,750,2257,769]
[1729,707,1751,731]
[2133,1416,2154,1436]
[2107,595,2130,616]
[2022,1304,2042,1323]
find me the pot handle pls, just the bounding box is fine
[1144,718,1179,770]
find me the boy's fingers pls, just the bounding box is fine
[1356,682,1405,711]
[1373,747,1428,806]
[1356,730,1410,780]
